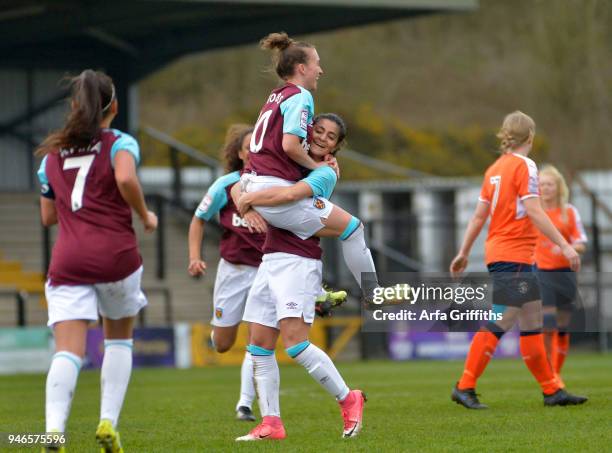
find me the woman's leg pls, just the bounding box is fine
[280,317,350,401]
[517,300,559,395]
[46,320,88,433]
[210,259,259,415]
[212,323,257,418]
[100,316,136,428]
[211,325,239,353]
[554,309,572,375]
[279,316,365,438]
[553,271,576,376]
[542,305,557,363]
[247,323,281,419]
[317,206,379,296]
[456,305,519,392]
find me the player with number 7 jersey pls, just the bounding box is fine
[38,127,143,286]
[449,111,586,410]
[35,69,157,453]
[478,146,540,265]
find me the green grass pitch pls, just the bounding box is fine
[1,353,610,452]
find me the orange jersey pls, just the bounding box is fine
[535,204,587,269]
[479,153,540,265]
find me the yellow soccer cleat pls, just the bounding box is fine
[96,419,124,453]
[316,288,348,317]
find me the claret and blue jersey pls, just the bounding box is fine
[195,171,265,267]
[38,128,140,199]
[36,128,142,286]
[194,172,242,222]
[280,85,314,141]
[247,83,315,182]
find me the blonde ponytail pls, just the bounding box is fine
[496,110,536,153]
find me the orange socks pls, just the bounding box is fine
[543,330,556,364]
[458,328,564,395]
[458,330,500,390]
[554,332,570,374]
[520,332,559,395]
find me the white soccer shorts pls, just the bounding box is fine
[211,258,258,327]
[241,174,334,239]
[242,252,322,328]
[45,265,147,327]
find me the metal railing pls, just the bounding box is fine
[141,126,222,208]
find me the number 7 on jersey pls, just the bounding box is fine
[489,175,501,213]
[63,154,95,211]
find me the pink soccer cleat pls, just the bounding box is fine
[235,415,286,441]
[339,390,367,438]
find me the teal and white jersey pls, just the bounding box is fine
[302,165,337,199]
[195,171,241,221]
[279,85,314,139]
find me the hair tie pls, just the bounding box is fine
[102,84,115,112]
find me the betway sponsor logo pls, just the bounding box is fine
[232,213,249,228]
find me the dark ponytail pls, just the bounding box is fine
[36,69,115,156]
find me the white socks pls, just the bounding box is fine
[100,339,133,427]
[288,342,350,401]
[45,351,82,432]
[340,223,378,294]
[45,340,133,433]
[236,352,256,410]
[250,350,280,417]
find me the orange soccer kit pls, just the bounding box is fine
[536,204,587,376]
[458,153,559,395]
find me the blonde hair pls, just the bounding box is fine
[496,110,536,153]
[540,164,570,222]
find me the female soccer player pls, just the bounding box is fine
[243,32,380,301]
[238,113,348,234]
[188,124,265,422]
[535,165,587,387]
[449,111,587,409]
[37,69,157,453]
[188,123,346,421]
[238,112,381,292]
[234,112,366,442]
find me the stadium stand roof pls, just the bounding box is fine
[0,0,477,190]
[0,0,476,80]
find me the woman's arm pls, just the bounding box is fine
[187,216,207,277]
[450,201,490,277]
[237,182,313,215]
[40,197,58,226]
[114,150,157,233]
[282,134,324,170]
[229,183,268,234]
[524,197,580,271]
